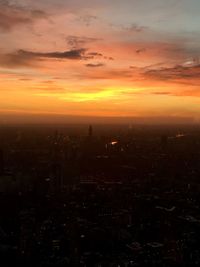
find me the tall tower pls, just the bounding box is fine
[160,134,168,149]
[0,149,4,175]
[88,125,93,138]
[50,131,63,194]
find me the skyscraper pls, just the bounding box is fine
[88,125,93,138]
[0,149,4,175]
[50,131,63,194]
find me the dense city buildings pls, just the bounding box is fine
[0,124,200,266]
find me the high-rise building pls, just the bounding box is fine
[0,148,4,175]
[160,134,168,149]
[88,125,93,138]
[50,131,64,194]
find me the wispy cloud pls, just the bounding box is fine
[77,14,98,26]
[17,49,87,60]
[145,64,200,82]
[66,35,101,49]
[85,63,105,68]
[123,23,148,33]
[0,0,48,31]
[0,48,88,67]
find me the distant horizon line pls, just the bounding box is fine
[0,112,198,125]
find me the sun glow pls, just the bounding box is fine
[34,85,145,103]
[63,89,117,102]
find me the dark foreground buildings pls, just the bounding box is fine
[0,124,200,266]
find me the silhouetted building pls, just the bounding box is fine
[0,149,4,175]
[19,209,36,262]
[50,131,64,194]
[161,134,168,148]
[88,125,93,138]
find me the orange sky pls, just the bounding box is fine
[0,0,200,123]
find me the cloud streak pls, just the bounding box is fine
[0,0,48,31]
[145,64,200,82]
[17,49,87,60]
[85,63,105,68]
[66,35,101,49]
[0,48,89,67]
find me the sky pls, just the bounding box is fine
[0,0,200,123]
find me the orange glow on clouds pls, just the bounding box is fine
[0,0,200,122]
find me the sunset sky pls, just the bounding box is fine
[1,0,200,123]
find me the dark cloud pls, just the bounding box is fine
[19,78,32,81]
[0,0,48,31]
[104,56,114,61]
[86,52,114,61]
[87,52,103,57]
[85,63,105,68]
[136,48,146,54]
[0,52,34,68]
[129,66,137,69]
[125,23,148,33]
[0,48,87,68]
[17,49,87,60]
[152,91,171,95]
[66,35,101,49]
[145,64,200,81]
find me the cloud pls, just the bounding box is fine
[87,52,103,57]
[0,48,88,68]
[152,91,171,95]
[143,62,167,69]
[124,23,148,33]
[0,52,34,67]
[78,14,98,26]
[86,52,114,61]
[145,64,200,82]
[17,49,87,60]
[78,68,134,80]
[0,0,48,31]
[33,86,67,94]
[85,63,105,68]
[136,48,146,54]
[66,35,101,49]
